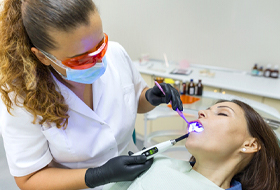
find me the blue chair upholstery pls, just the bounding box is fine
[132,129,136,144]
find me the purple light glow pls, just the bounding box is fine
[188,121,204,133]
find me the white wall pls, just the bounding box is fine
[94,0,280,71]
[1,0,279,71]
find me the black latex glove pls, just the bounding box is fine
[85,155,153,188]
[145,83,183,111]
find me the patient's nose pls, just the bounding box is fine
[198,110,206,118]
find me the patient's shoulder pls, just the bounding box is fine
[153,155,192,172]
[127,155,222,190]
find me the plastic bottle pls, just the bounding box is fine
[195,79,203,96]
[251,63,258,76]
[188,79,195,95]
[258,66,263,77]
[181,80,187,95]
[263,64,271,78]
[174,80,180,93]
[270,65,279,79]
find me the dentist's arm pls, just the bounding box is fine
[15,167,88,190]
[15,155,153,190]
[137,87,155,113]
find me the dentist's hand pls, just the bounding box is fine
[85,155,153,188]
[145,83,183,111]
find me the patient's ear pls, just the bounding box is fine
[31,47,51,66]
[241,138,261,153]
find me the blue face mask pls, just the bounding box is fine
[62,56,108,84]
[40,49,108,84]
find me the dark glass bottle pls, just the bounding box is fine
[270,65,279,79]
[263,64,271,78]
[196,79,203,96]
[188,79,195,95]
[181,80,187,95]
[154,77,164,84]
[251,63,258,76]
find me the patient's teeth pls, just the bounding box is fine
[188,122,204,133]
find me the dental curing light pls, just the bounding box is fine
[154,81,189,124]
[133,121,204,160]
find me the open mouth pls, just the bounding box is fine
[188,120,204,133]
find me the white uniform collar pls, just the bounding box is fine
[50,72,105,121]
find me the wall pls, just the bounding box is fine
[94,0,280,71]
[1,0,279,71]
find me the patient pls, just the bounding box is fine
[103,99,280,190]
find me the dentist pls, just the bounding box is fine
[0,0,182,189]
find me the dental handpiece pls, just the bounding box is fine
[133,121,204,160]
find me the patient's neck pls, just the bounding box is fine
[192,156,242,189]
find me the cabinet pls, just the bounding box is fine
[263,98,280,112]
[220,89,263,103]
[204,86,220,93]
[141,73,154,87]
[140,73,280,112]
[136,74,191,137]
[135,107,188,137]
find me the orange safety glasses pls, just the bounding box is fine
[61,33,108,70]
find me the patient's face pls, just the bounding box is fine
[185,102,249,160]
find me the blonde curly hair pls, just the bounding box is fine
[0,0,96,128]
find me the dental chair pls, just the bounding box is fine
[143,91,280,160]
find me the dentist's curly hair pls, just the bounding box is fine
[190,99,280,190]
[0,0,96,128]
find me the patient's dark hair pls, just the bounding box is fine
[190,99,280,190]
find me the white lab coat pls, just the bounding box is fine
[0,41,147,189]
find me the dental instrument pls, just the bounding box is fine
[154,81,189,124]
[133,121,204,160]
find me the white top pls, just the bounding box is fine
[0,42,147,178]
[103,155,224,190]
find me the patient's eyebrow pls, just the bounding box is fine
[217,106,235,113]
